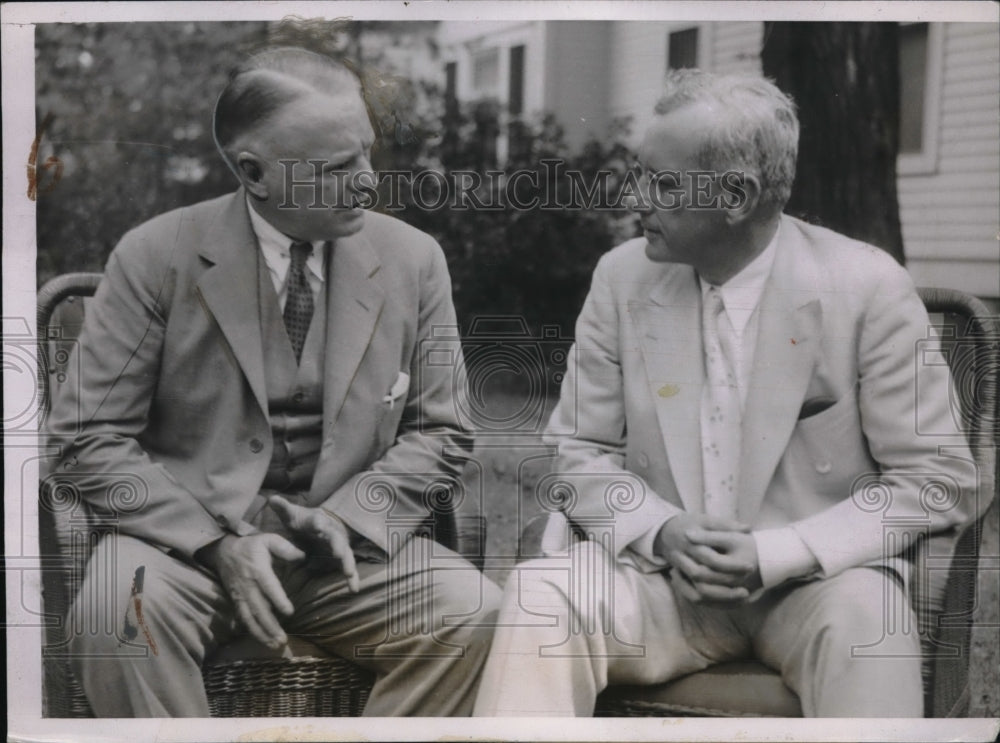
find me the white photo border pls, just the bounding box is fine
[4,2,998,742]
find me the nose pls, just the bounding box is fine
[354,168,376,192]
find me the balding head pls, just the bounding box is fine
[213,47,364,171]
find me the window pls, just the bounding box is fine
[668,28,699,70]
[509,44,525,116]
[899,23,928,154]
[898,22,943,174]
[472,48,500,96]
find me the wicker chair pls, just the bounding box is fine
[519,287,998,718]
[37,272,486,718]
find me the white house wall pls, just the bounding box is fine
[438,21,546,114]
[710,21,764,75]
[900,22,1000,298]
[542,22,612,148]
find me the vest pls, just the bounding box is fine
[257,247,327,493]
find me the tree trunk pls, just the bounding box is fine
[761,22,905,264]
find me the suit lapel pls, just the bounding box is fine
[320,229,385,435]
[630,264,705,514]
[738,225,822,522]
[195,191,268,416]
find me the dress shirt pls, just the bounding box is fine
[636,225,820,593]
[246,199,326,310]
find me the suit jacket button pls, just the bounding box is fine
[815,460,832,474]
[215,514,228,527]
[249,438,264,453]
[637,453,650,469]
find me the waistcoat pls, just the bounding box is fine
[257,248,327,492]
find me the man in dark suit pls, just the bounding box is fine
[50,47,499,717]
[474,69,983,716]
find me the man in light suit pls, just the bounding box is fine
[49,47,500,717]
[474,70,983,716]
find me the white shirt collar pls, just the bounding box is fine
[245,198,326,284]
[699,223,780,335]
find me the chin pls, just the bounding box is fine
[644,238,672,263]
[330,211,366,236]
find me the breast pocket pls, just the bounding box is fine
[785,387,876,498]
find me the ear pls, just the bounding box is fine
[721,172,763,226]
[235,151,268,200]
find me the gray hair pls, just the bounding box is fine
[654,69,799,212]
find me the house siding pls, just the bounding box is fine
[710,22,764,74]
[544,22,612,147]
[607,22,671,142]
[900,22,999,298]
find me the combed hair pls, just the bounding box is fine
[654,69,799,212]
[213,47,362,168]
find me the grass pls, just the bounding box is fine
[459,388,1000,717]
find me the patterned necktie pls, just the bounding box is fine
[283,241,314,364]
[700,287,741,519]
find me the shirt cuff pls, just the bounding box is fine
[753,527,820,590]
[629,514,674,568]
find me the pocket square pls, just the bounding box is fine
[798,396,837,419]
[383,371,410,409]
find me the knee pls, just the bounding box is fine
[808,570,918,655]
[435,567,502,624]
[504,549,612,619]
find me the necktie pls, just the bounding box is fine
[283,241,314,364]
[700,287,741,519]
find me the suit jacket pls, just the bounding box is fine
[544,215,984,579]
[49,190,470,560]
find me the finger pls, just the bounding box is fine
[685,528,741,551]
[254,546,297,617]
[234,597,284,649]
[700,515,751,532]
[264,533,307,564]
[326,529,360,593]
[688,544,754,575]
[670,550,743,587]
[267,496,307,531]
[690,579,750,604]
[243,586,288,648]
[670,570,704,603]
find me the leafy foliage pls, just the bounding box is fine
[35,22,269,280]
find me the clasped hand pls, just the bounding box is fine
[655,514,762,607]
[197,498,360,649]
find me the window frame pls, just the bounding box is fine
[666,26,701,71]
[898,21,944,176]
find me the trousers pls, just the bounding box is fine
[68,521,501,717]
[473,540,923,717]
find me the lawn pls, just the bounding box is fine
[459,389,1000,717]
